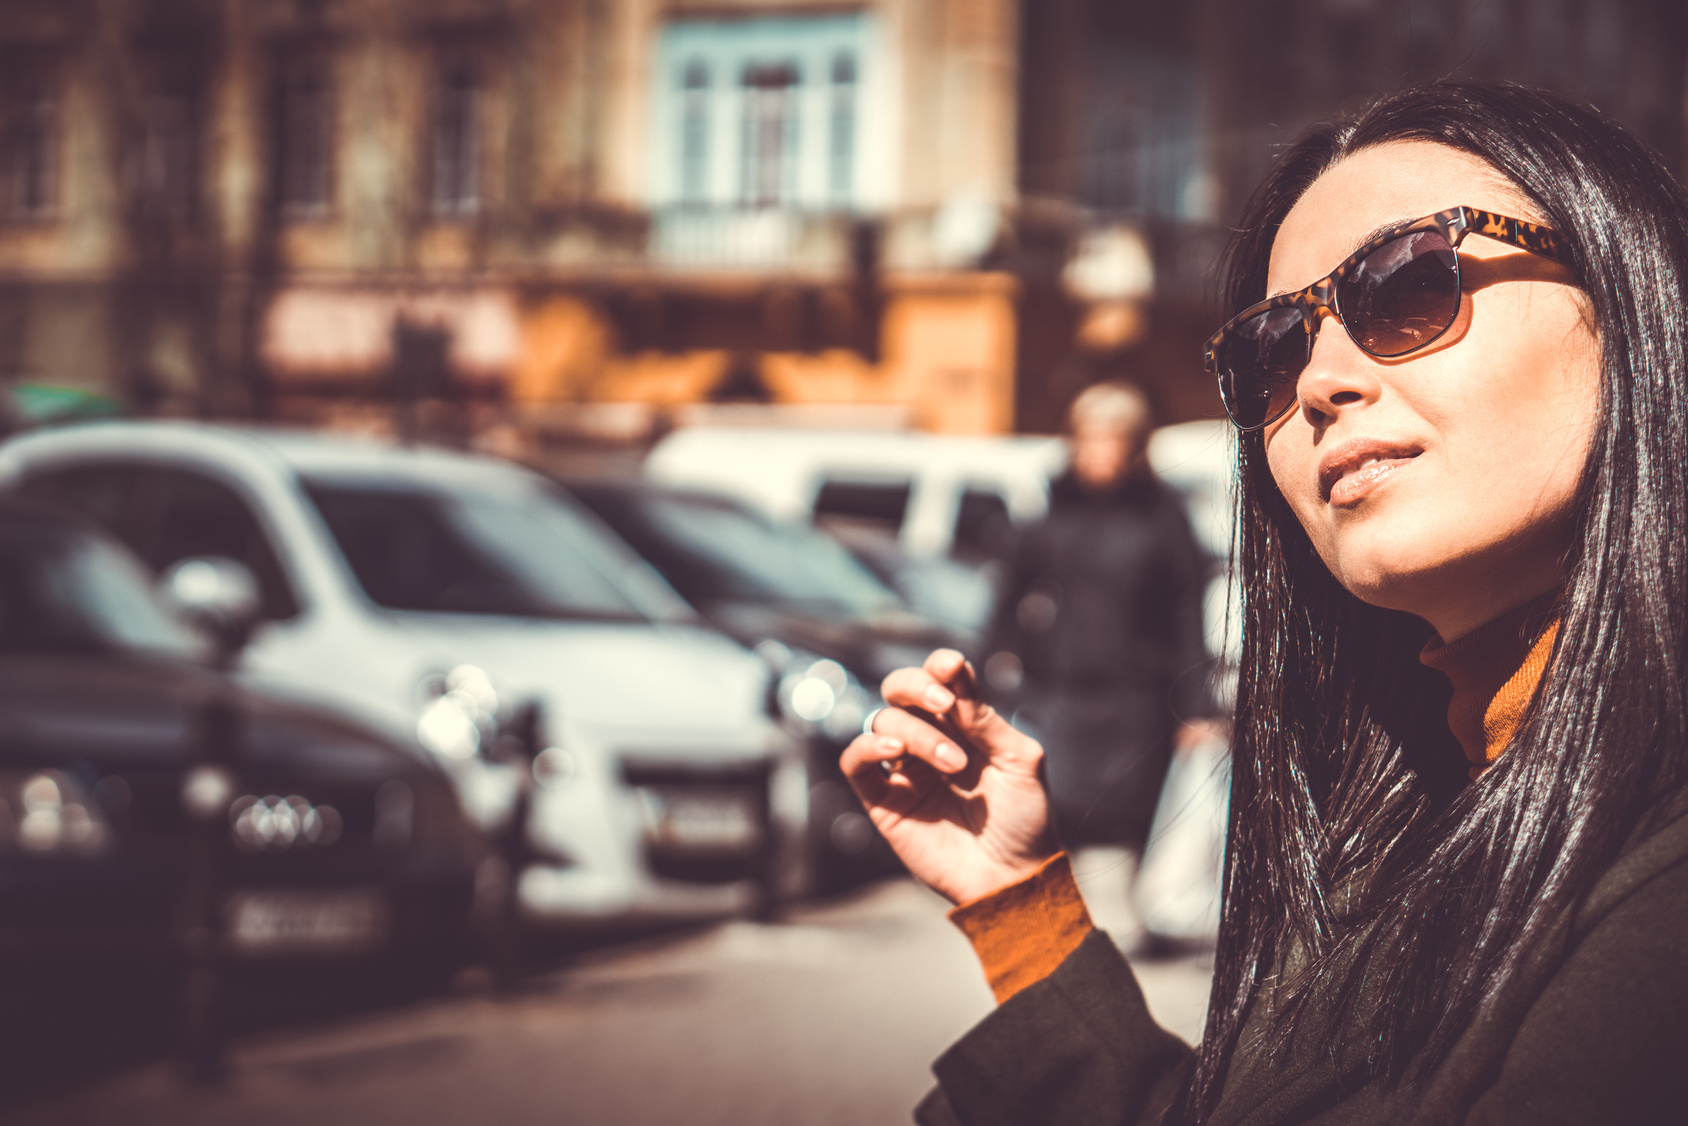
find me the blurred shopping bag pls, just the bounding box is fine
[1132,736,1230,945]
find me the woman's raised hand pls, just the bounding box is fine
[840,649,1058,905]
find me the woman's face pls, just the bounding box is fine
[1263,140,1600,642]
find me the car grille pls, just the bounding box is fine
[112,768,382,855]
[620,758,772,885]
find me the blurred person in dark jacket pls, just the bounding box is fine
[981,381,1218,862]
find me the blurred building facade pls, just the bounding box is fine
[1013,0,1688,430]
[0,0,1684,440]
[0,0,1024,441]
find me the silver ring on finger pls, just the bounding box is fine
[862,707,885,737]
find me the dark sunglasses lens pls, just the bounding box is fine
[1218,306,1309,428]
[1340,230,1459,356]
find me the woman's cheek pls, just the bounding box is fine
[1262,425,1293,495]
[1263,428,1317,524]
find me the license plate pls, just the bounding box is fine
[223,888,388,957]
[638,787,762,852]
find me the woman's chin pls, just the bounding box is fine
[1326,557,1442,617]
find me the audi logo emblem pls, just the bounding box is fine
[229,794,343,852]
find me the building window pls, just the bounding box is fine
[828,51,856,206]
[431,58,484,216]
[678,59,711,204]
[653,13,868,212]
[134,90,198,218]
[740,62,798,208]
[1082,54,1200,220]
[279,58,335,216]
[1,86,59,220]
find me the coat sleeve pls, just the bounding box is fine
[1462,857,1688,1125]
[914,929,1194,1126]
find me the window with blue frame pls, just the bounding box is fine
[653,13,868,212]
[828,51,856,206]
[678,58,711,204]
[740,60,798,207]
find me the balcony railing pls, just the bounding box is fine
[648,206,858,275]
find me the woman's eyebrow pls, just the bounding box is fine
[1268,216,1417,297]
[1349,217,1417,256]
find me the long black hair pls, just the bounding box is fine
[1182,82,1688,1122]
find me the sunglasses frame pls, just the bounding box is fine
[1206,205,1574,432]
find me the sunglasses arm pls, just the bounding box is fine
[1447,206,1572,267]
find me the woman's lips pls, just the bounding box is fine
[1327,455,1415,506]
[1318,439,1423,505]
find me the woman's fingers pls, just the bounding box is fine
[881,666,961,714]
[883,655,1034,759]
[922,648,973,691]
[842,703,976,803]
[871,707,970,773]
[840,731,923,803]
[925,649,984,710]
[879,648,975,712]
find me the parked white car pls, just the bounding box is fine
[0,423,804,929]
[644,421,1237,649]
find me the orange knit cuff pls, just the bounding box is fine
[947,852,1095,1004]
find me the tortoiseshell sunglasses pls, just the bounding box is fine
[1206,206,1574,431]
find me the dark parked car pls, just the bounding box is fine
[0,498,497,980]
[565,480,964,888]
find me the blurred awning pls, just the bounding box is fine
[260,287,522,386]
[5,383,123,427]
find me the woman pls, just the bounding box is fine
[983,380,1215,858]
[843,82,1688,1125]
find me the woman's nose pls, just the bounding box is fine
[1296,315,1382,426]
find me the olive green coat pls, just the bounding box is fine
[916,796,1688,1125]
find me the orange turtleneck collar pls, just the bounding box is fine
[1419,593,1560,776]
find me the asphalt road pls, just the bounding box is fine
[11,865,1212,1126]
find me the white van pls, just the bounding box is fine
[647,428,1063,554]
[646,423,1232,553]
[644,421,1237,643]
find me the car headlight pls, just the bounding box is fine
[0,770,114,857]
[416,665,500,761]
[758,643,877,742]
[181,764,236,820]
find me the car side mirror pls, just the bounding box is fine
[159,557,262,667]
[490,700,545,765]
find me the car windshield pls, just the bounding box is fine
[304,478,662,622]
[0,523,205,658]
[591,490,904,620]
